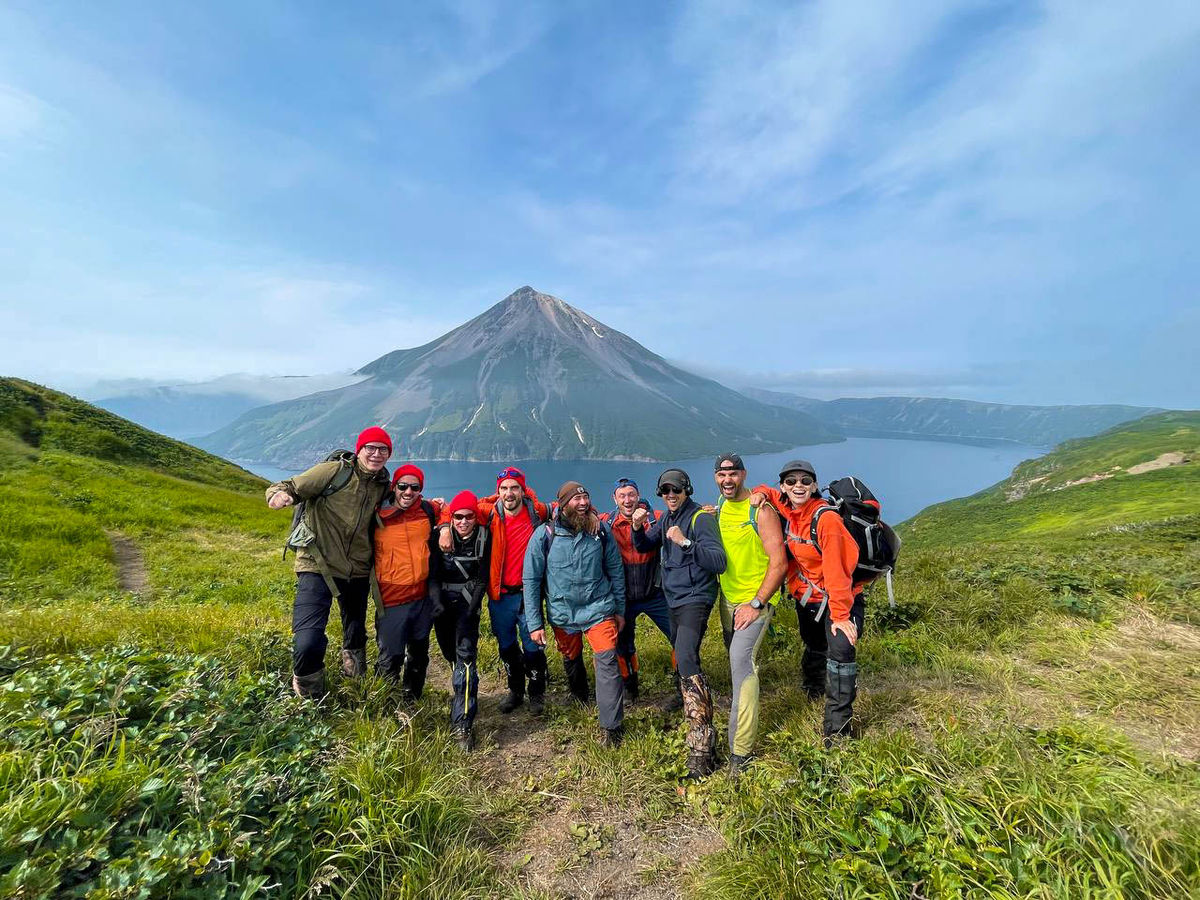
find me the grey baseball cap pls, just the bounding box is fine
[778,459,817,480]
[714,452,745,471]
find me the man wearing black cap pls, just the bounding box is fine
[631,468,727,778]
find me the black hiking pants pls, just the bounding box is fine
[433,590,482,728]
[669,600,714,680]
[796,593,865,736]
[376,590,436,697]
[292,573,370,677]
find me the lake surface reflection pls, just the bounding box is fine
[243,437,1040,523]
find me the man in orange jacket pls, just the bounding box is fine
[440,466,550,714]
[374,463,443,702]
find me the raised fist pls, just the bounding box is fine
[631,507,648,530]
[268,491,295,510]
[665,525,687,546]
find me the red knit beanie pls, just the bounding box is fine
[496,466,527,491]
[448,490,479,517]
[355,426,392,455]
[391,463,424,489]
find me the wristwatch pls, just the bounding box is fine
[749,597,765,610]
[680,538,693,549]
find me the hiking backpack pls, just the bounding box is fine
[283,449,358,561]
[807,476,901,607]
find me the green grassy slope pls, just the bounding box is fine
[1,390,1198,898]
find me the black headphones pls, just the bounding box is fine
[656,468,693,497]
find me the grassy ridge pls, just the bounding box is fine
[1,387,1198,898]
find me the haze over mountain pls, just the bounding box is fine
[201,287,838,466]
[89,373,366,440]
[744,389,1160,449]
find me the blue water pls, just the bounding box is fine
[243,437,1040,523]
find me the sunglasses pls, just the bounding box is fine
[783,475,815,487]
[394,482,421,493]
[452,512,475,521]
[657,485,684,496]
[497,467,522,480]
[361,445,390,457]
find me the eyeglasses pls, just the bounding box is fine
[362,445,390,457]
[657,485,684,496]
[394,482,421,493]
[783,475,815,487]
[452,512,475,521]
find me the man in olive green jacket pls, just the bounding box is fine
[266,426,392,698]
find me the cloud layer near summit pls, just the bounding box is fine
[1,1,1196,407]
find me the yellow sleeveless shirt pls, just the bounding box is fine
[717,496,769,604]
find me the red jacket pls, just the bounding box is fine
[444,489,549,602]
[753,485,862,622]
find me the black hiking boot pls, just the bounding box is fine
[600,726,624,749]
[685,753,717,780]
[622,671,639,708]
[526,651,547,716]
[499,645,526,714]
[564,656,591,704]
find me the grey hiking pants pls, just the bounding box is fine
[721,598,774,757]
[553,617,624,731]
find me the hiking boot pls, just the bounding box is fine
[340,648,367,678]
[292,669,327,701]
[823,659,858,740]
[685,753,717,780]
[528,693,545,716]
[600,726,624,749]
[499,689,524,714]
[729,753,753,776]
[498,644,526,714]
[452,724,475,752]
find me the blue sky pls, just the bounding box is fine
[1,0,1196,407]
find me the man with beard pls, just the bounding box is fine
[524,481,627,746]
[631,469,727,778]
[440,466,550,714]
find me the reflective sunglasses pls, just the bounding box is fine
[394,482,421,493]
[783,474,815,487]
[657,485,684,496]
[497,467,523,480]
[452,511,476,521]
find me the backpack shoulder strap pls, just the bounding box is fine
[809,504,839,554]
[420,500,437,529]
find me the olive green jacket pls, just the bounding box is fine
[266,460,390,580]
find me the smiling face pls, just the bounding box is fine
[565,490,591,516]
[357,442,391,472]
[393,477,422,510]
[658,483,686,512]
[498,478,525,512]
[613,485,639,518]
[451,508,477,538]
[714,464,746,500]
[781,470,817,506]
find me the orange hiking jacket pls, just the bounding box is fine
[753,485,861,622]
[374,499,444,607]
[444,490,549,603]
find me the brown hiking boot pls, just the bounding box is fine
[341,648,366,678]
[682,673,717,779]
[292,669,327,700]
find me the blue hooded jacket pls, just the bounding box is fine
[523,511,626,633]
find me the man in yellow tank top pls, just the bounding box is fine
[713,452,788,775]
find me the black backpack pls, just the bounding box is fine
[810,477,901,607]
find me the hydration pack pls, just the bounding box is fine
[813,477,901,606]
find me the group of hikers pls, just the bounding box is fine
[265,426,884,779]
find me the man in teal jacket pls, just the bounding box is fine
[524,481,627,746]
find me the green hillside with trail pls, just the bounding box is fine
[1,384,1197,898]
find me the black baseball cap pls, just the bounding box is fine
[714,452,745,472]
[657,468,690,491]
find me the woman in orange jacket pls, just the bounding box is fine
[751,459,866,745]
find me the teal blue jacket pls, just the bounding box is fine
[523,513,626,633]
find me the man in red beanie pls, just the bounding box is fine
[429,490,490,750]
[266,426,393,699]
[439,465,549,714]
[373,463,444,703]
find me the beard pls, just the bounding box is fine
[562,505,596,534]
